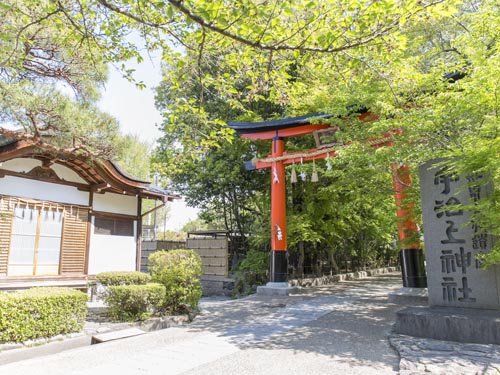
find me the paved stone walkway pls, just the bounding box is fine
[1,273,499,374]
[390,334,500,375]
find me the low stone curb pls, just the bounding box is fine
[0,332,84,352]
[85,314,190,335]
[288,266,400,287]
[0,312,190,353]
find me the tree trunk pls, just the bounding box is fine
[298,240,304,278]
[328,250,339,275]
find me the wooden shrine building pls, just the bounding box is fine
[0,135,179,290]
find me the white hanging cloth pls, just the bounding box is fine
[276,224,283,241]
[273,163,280,184]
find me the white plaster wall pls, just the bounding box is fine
[93,192,138,216]
[87,218,137,275]
[1,158,41,173]
[0,176,89,205]
[50,163,88,184]
[2,158,89,185]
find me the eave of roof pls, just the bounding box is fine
[227,113,332,134]
[0,140,178,201]
[109,160,150,184]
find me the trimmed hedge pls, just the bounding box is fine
[96,271,151,286]
[104,283,166,322]
[148,249,202,314]
[0,287,87,343]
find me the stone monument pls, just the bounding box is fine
[394,158,500,344]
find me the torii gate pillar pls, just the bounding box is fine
[270,137,288,282]
[392,165,427,288]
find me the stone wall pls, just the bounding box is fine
[201,276,234,296]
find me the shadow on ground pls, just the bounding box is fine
[188,274,403,372]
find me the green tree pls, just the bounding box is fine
[2,0,450,153]
[0,0,122,156]
[116,134,152,181]
[182,218,211,233]
[153,48,276,254]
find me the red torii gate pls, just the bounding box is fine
[228,113,427,290]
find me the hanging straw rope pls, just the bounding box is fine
[256,135,395,164]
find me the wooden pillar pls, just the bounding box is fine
[136,197,142,272]
[84,190,93,275]
[392,165,427,288]
[270,137,288,282]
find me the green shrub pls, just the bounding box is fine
[234,250,269,295]
[0,287,87,343]
[96,271,151,286]
[148,249,203,314]
[104,283,165,321]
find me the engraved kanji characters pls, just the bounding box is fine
[466,174,483,204]
[434,168,459,195]
[440,247,472,274]
[442,277,457,302]
[458,277,476,302]
[471,221,488,250]
[441,220,466,244]
[454,247,472,274]
[440,250,456,273]
[441,276,476,302]
[434,197,463,218]
[434,168,478,304]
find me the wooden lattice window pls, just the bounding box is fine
[94,216,134,237]
[60,208,88,274]
[0,208,13,276]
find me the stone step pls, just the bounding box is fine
[394,306,500,344]
[90,328,146,345]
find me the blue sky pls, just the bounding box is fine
[98,54,163,144]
